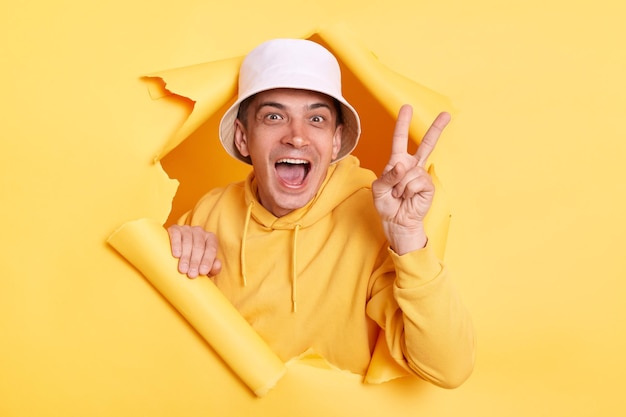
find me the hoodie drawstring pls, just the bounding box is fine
[240,201,254,287]
[291,224,301,313]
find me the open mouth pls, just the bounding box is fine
[275,158,311,186]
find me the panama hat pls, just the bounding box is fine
[218,38,361,164]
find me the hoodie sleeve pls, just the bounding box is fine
[366,244,475,388]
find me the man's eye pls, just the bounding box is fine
[266,113,283,121]
[310,115,325,123]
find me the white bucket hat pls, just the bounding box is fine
[218,38,361,164]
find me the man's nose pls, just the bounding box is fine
[284,120,308,148]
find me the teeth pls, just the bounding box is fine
[277,158,308,164]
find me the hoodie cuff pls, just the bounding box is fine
[388,244,443,289]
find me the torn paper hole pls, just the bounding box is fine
[109,24,454,397]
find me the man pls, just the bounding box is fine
[168,38,475,388]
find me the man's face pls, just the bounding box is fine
[234,88,343,217]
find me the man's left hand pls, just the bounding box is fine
[372,105,450,255]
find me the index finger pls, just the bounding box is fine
[390,104,413,155]
[415,111,451,167]
[167,225,183,258]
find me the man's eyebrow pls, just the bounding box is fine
[256,102,332,111]
[308,102,332,111]
[256,101,285,112]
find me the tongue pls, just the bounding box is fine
[276,163,307,185]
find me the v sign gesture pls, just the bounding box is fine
[372,105,451,255]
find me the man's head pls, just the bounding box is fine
[218,38,361,216]
[233,88,342,217]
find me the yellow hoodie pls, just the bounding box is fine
[179,156,475,388]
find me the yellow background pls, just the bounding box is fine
[2,1,625,416]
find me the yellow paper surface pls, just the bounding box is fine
[2,1,626,416]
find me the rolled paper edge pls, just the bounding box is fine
[107,218,287,397]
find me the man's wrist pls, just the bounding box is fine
[387,224,428,255]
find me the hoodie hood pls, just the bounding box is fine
[238,155,377,311]
[243,155,376,230]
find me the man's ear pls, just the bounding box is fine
[234,119,250,157]
[331,125,343,161]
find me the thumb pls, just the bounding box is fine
[372,162,406,197]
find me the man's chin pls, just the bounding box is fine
[267,193,315,217]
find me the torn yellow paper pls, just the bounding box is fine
[107,218,286,397]
[316,23,456,140]
[120,26,454,387]
[144,56,243,160]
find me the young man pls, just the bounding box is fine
[168,39,475,388]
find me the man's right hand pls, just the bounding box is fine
[167,225,222,278]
